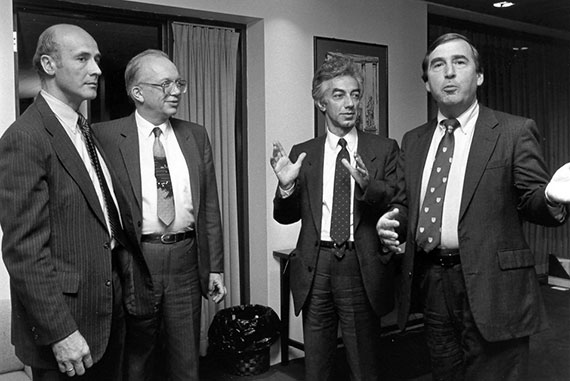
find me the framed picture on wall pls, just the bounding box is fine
[314,37,388,137]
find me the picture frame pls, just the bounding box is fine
[314,37,388,137]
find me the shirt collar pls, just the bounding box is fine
[41,89,81,131]
[326,127,358,152]
[135,110,171,139]
[437,100,479,135]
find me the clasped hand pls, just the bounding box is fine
[52,330,93,377]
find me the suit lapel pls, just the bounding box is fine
[171,119,202,217]
[306,136,325,235]
[459,106,499,220]
[118,115,143,213]
[409,121,438,229]
[36,95,107,229]
[353,130,376,230]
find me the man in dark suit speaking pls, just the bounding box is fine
[271,55,399,380]
[0,24,152,380]
[93,49,226,381]
[377,33,570,380]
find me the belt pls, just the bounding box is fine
[320,240,355,250]
[141,230,195,244]
[423,248,460,268]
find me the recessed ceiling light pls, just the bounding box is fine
[493,1,515,8]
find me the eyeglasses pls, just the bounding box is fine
[138,79,188,94]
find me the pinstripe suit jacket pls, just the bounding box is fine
[394,105,566,341]
[93,114,224,299]
[0,94,151,369]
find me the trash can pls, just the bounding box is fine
[208,304,281,376]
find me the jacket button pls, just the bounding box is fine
[308,266,313,272]
[408,271,413,278]
[137,221,142,227]
[314,240,319,246]
[103,242,111,250]
[105,280,112,287]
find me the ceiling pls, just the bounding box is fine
[425,0,570,33]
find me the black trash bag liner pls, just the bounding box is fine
[208,304,280,355]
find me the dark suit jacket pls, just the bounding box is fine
[273,130,399,317]
[0,94,151,369]
[394,105,565,341]
[93,114,224,299]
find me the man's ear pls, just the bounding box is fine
[316,100,327,113]
[40,55,56,76]
[130,86,144,103]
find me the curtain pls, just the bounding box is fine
[429,17,570,274]
[172,22,240,355]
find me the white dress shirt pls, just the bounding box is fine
[320,128,358,242]
[42,90,121,240]
[136,111,195,234]
[420,101,479,249]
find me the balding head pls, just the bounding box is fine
[33,24,95,79]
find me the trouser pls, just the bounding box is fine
[124,237,201,381]
[419,261,529,381]
[302,247,381,381]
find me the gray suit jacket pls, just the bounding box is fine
[93,114,224,300]
[0,94,151,368]
[273,129,399,317]
[394,105,566,341]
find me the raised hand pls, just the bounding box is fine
[341,152,369,191]
[376,208,402,253]
[546,162,570,204]
[269,141,306,189]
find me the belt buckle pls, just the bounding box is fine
[160,233,176,244]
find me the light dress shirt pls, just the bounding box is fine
[136,111,195,234]
[420,101,478,249]
[42,90,121,243]
[419,100,565,249]
[280,127,358,242]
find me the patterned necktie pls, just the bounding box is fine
[330,138,351,258]
[152,127,175,226]
[416,118,460,252]
[77,113,122,241]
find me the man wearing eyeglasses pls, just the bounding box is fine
[93,49,226,381]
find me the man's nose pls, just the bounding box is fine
[444,63,455,78]
[90,59,102,76]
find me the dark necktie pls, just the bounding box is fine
[77,113,122,241]
[416,118,460,252]
[152,127,175,226]
[330,138,351,259]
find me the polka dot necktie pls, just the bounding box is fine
[77,113,122,241]
[330,138,351,259]
[152,127,175,226]
[416,118,460,253]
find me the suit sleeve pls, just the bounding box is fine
[0,128,78,345]
[201,130,224,273]
[357,139,399,212]
[514,119,565,226]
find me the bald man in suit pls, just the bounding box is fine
[0,24,152,381]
